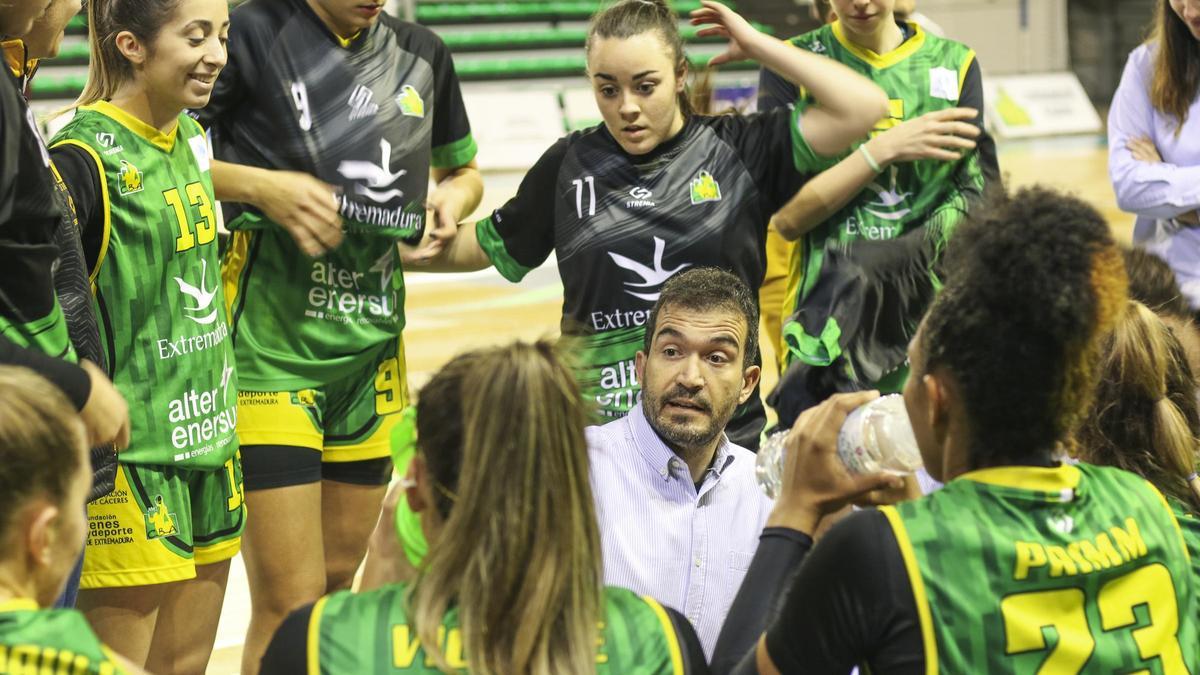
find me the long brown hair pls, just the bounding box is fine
[1150,0,1200,133]
[1077,301,1200,511]
[409,340,602,675]
[586,0,694,118]
[73,0,183,107]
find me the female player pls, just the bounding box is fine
[0,368,143,675]
[759,0,995,421]
[428,0,888,449]
[1109,0,1200,308]
[46,0,240,672]
[260,340,708,674]
[1076,300,1200,578]
[711,186,1198,674]
[192,0,482,669]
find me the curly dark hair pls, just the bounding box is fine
[919,186,1128,468]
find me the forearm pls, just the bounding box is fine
[774,147,879,240]
[419,220,493,272]
[1111,159,1200,219]
[211,159,273,206]
[711,528,814,675]
[748,36,887,148]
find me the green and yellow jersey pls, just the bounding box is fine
[50,103,238,470]
[0,599,128,674]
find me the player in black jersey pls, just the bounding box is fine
[192,1,482,672]
[427,0,888,450]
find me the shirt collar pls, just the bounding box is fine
[626,401,736,483]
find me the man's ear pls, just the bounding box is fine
[113,30,146,67]
[635,350,647,384]
[738,364,761,404]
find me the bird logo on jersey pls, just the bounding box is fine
[174,259,220,326]
[862,168,912,222]
[118,160,143,196]
[689,170,722,205]
[396,85,425,118]
[144,495,179,539]
[337,138,407,203]
[608,236,690,302]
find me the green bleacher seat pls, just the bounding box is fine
[30,72,88,98]
[442,22,769,52]
[455,51,754,81]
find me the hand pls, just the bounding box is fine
[690,0,767,66]
[767,391,904,533]
[1127,136,1162,164]
[78,359,130,452]
[401,187,464,265]
[256,170,344,257]
[866,108,980,167]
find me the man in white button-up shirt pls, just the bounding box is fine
[587,268,774,657]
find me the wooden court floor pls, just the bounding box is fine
[204,135,1124,673]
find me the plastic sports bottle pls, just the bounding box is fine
[755,394,923,499]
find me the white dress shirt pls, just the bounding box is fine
[587,402,773,657]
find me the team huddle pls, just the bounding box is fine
[1,0,1199,672]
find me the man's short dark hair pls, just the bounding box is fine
[643,267,759,367]
[1123,247,1191,320]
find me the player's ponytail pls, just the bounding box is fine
[72,0,182,108]
[586,0,694,118]
[1078,301,1200,511]
[409,341,602,675]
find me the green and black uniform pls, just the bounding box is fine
[0,599,128,674]
[479,111,804,448]
[714,463,1199,674]
[260,585,708,674]
[761,22,992,423]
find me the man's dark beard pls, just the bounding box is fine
[643,384,736,460]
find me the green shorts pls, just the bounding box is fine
[236,337,407,485]
[82,453,245,588]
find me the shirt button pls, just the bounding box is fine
[694,556,702,568]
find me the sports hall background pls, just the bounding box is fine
[25,0,1147,670]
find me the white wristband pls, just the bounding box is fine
[859,144,883,173]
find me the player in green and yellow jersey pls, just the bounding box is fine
[708,187,1199,674]
[761,0,999,424]
[1076,300,1200,601]
[0,368,142,674]
[260,341,707,675]
[45,0,240,672]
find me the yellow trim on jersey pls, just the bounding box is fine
[642,595,685,675]
[307,594,331,675]
[82,101,179,153]
[1148,481,1192,564]
[222,230,252,323]
[50,138,111,284]
[335,30,362,48]
[957,464,1082,494]
[0,599,38,613]
[830,20,926,70]
[957,50,977,94]
[879,506,937,675]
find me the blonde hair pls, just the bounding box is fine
[0,367,85,550]
[1078,301,1200,510]
[409,340,602,675]
[73,0,182,107]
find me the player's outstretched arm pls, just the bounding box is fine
[211,160,344,257]
[411,219,494,272]
[690,0,887,157]
[774,108,980,240]
[409,160,484,262]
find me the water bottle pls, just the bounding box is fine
[755,394,924,499]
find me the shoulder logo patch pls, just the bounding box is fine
[689,170,721,205]
[118,160,143,196]
[396,84,425,118]
[96,132,115,147]
[929,67,959,101]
